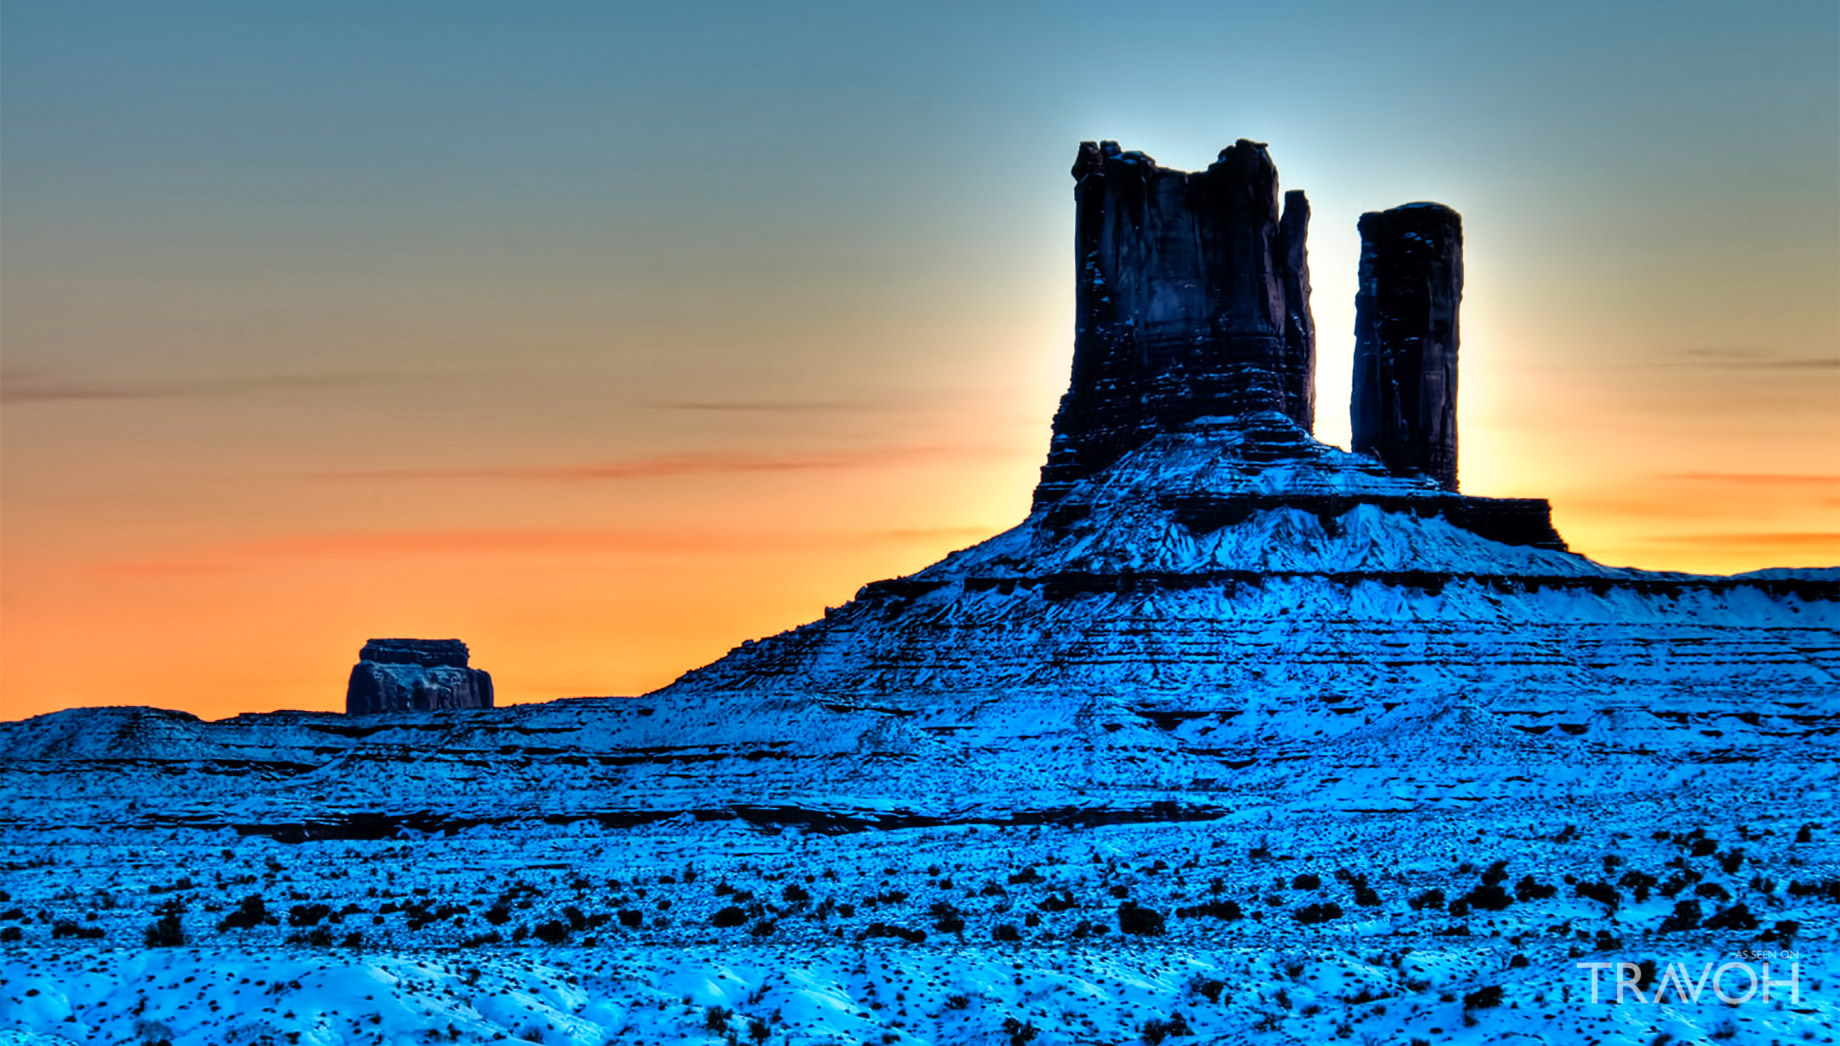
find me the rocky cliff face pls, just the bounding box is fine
[1351,203,1464,491]
[345,639,493,715]
[1035,140,1316,506]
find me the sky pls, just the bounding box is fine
[3,0,1836,721]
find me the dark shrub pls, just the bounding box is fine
[1008,867,1045,886]
[617,909,642,929]
[1462,985,1502,1010]
[1292,873,1320,890]
[1704,904,1757,931]
[711,906,748,928]
[1460,884,1513,912]
[1514,876,1556,902]
[992,923,1022,942]
[1573,880,1620,913]
[145,912,185,947]
[51,920,103,940]
[929,902,965,935]
[1658,899,1702,934]
[217,894,273,932]
[856,921,926,944]
[287,903,332,928]
[782,884,810,904]
[1118,902,1166,937]
[1139,1012,1190,1044]
[1174,899,1242,921]
[1293,902,1343,925]
[1408,889,1444,911]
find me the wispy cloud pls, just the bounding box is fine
[86,522,1002,576]
[325,445,999,483]
[1677,348,1840,371]
[646,398,919,414]
[1645,532,1840,549]
[1662,472,1840,487]
[1,366,422,404]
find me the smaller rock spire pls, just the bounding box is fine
[1350,202,1463,491]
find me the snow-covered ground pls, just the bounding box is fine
[2,800,1833,1044]
[2,412,1833,1044]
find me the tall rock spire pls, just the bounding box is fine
[1034,140,1315,507]
[1350,203,1464,492]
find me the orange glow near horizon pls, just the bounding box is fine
[4,3,1835,724]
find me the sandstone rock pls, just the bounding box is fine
[1035,140,1315,506]
[345,639,493,715]
[1351,202,1463,491]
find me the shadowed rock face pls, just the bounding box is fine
[346,639,493,714]
[1351,203,1463,491]
[1034,139,1315,507]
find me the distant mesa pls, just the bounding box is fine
[345,638,493,715]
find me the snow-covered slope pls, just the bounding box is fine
[2,413,1834,1046]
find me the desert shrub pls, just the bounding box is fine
[712,906,748,928]
[1694,882,1731,903]
[929,902,965,935]
[0,926,20,943]
[1658,899,1702,934]
[216,894,274,932]
[782,884,810,904]
[1573,880,1620,913]
[1514,876,1557,902]
[287,903,332,927]
[1462,985,1502,1010]
[145,911,185,947]
[1175,899,1242,921]
[1292,873,1320,890]
[1703,904,1757,932]
[1189,976,1226,1003]
[748,920,775,938]
[1457,884,1513,912]
[617,909,642,929]
[856,921,925,944]
[1139,1012,1190,1044]
[704,1006,732,1032]
[1038,891,1077,913]
[1117,901,1166,937]
[1002,1016,1039,1045]
[1617,870,1657,902]
[1293,902,1343,925]
[992,923,1022,942]
[1785,879,1840,902]
[532,920,569,945]
[1408,889,1444,911]
[1008,866,1045,886]
[51,920,103,940]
